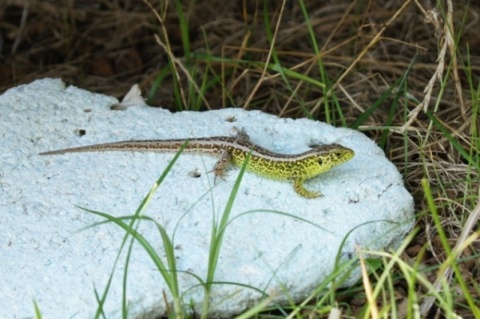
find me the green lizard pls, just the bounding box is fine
[40,130,354,198]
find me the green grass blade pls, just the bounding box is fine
[426,112,480,171]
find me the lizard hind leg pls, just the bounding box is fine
[211,149,233,183]
[232,126,250,141]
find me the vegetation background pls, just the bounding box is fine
[1,0,478,318]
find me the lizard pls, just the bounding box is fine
[39,130,354,198]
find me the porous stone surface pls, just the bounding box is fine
[0,79,414,318]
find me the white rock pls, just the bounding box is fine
[0,78,414,318]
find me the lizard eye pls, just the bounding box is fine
[318,158,323,165]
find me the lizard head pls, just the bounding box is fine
[302,144,355,179]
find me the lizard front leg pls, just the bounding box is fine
[293,178,322,198]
